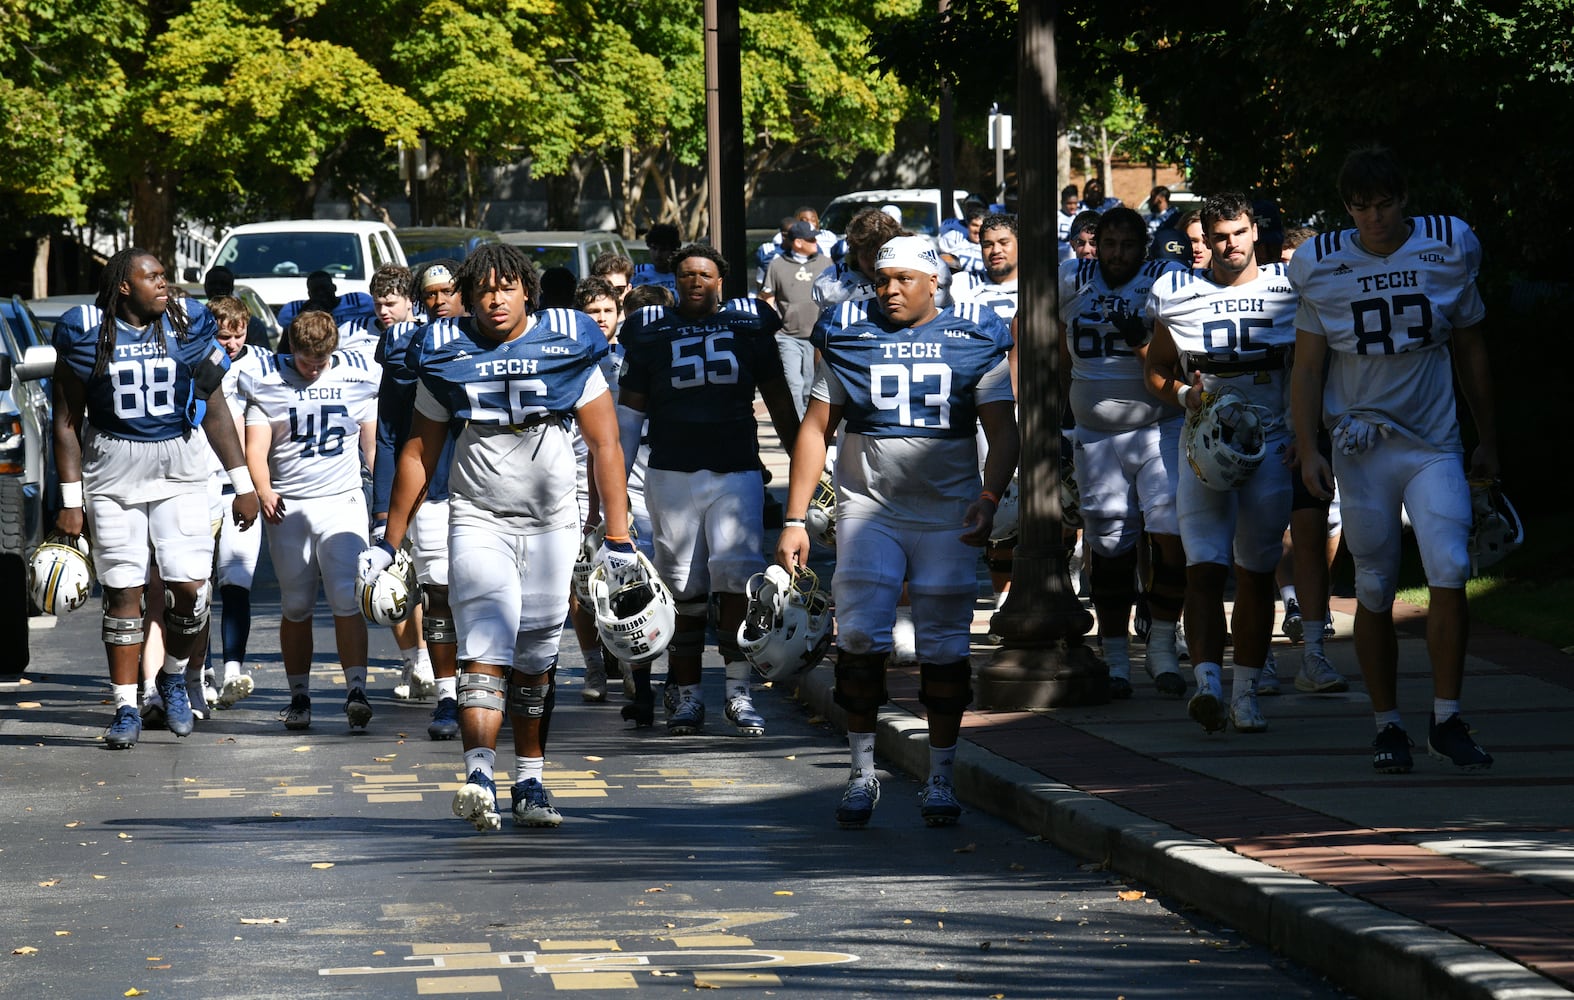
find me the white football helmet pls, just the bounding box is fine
[589,552,675,664]
[358,546,415,626]
[29,534,94,615]
[805,470,837,548]
[1184,390,1266,491]
[989,477,1019,544]
[736,565,834,684]
[1467,479,1523,575]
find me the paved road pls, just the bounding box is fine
[2,584,1348,999]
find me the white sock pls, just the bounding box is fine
[928,743,957,785]
[515,755,544,785]
[289,674,310,698]
[436,675,457,700]
[1193,661,1222,691]
[1102,637,1131,680]
[1433,698,1460,723]
[161,654,187,677]
[112,683,138,710]
[223,659,242,681]
[724,660,750,700]
[679,683,703,705]
[848,731,876,780]
[582,646,604,669]
[343,664,368,693]
[1281,585,1298,605]
[398,644,418,666]
[1303,620,1327,657]
[463,747,497,781]
[416,647,433,673]
[1231,665,1262,700]
[1374,709,1403,733]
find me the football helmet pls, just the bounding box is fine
[358,546,416,626]
[28,534,93,615]
[805,470,837,549]
[1467,478,1523,574]
[589,552,675,664]
[1184,389,1266,491]
[736,565,834,684]
[989,478,1019,545]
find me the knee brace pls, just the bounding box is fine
[102,614,145,647]
[1144,541,1187,618]
[508,676,552,719]
[716,628,743,664]
[833,649,889,715]
[918,659,974,715]
[423,614,456,645]
[668,629,706,660]
[675,598,709,619]
[457,671,506,715]
[164,583,211,637]
[1088,551,1136,606]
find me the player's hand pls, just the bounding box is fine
[257,488,285,526]
[1299,451,1335,502]
[1468,441,1500,481]
[233,490,261,530]
[358,540,396,587]
[594,536,638,580]
[1109,304,1149,348]
[959,497,996,547]
[55,507,85,539]
[775,524,810,571]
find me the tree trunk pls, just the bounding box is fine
[32,236,50,298]
[131,166,179,271]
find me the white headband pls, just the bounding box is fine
[875,236,941,275]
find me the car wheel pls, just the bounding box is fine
[0,553,30,677]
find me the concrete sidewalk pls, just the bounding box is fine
[755,401,1574,1000]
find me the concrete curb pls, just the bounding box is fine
[789,665,1574,1000]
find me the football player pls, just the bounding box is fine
[1059,208,1189,700]
[1146,193,1303,734]
[616,244,801,736]
[241,311,379,731]
[51,249,260,750]
[1289,146,1499,773]
[365,243,629,832]
[630,223,682,296]
[779,235,1017,829]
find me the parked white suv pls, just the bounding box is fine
[205,220,406,314]
[819,189,973,239]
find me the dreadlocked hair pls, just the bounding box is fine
[91,248,187,380]
[456,244,540,314]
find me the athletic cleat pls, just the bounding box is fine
[1372,723,1415,774]
[1427,714,1493,771]
[1174,620,1190,661]
[140,693,167,730]
[1281,598,1304,643]
[1256,653,1281,696]
[919,775,963,827]
[1153,672,1187,698]
[1188,674,1228,733]
[203,669,220,707]
[217,672,254,708]
[281,694,312,730]
[345,688,374,730]
[621,689,655,727]
[187,675,212,721]
[156,671,195,737]
[1323,620,1336,639]
[510,778,564,828]
[662,679,680,716]
[393,663,416,700]
[667,697,706,736]
[410,663,436,700]
[104,706,142,750]
[452,770,501,832]
[1230,692,1268,733]
[427,697,459,740]
[1294,651,1348,693]
[724,694,766,736]
[1108,675,1133,700]
[836,777,881,828]
[582,660,608,703]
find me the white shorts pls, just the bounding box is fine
[1071,417,1181,557]
[87,490,213,590]
[265,489,369,621]
[644,468,765,603]
[1335,440,1470,610]
[410,498,450,587]
[1177,429,1293,573]
[215,488,263,589]
[832,516,977,662]
[448,515,575,674]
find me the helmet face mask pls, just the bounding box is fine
[29,534,95,615]
[359,547,415,626]
[806,471,836,548]
[1467,479,1523,575]
[737,565,833,684]
[1184,389,1266,491]
[589,552,674,664]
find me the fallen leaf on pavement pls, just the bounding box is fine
[91,875,107,880]
[124,990,146,997]
[953,843,977,854]
[293,746,310,753]
[774,890,793,896]
[38,880,59,887]
[53,931,69,937]
[1117,890,1146,901]
[643,887,664,893]
[64,822,80,829]
[12,947,38,955]
[118,833,132,840]
[373,756,396,763]
[239,917,287,925]
[311,863,334,870]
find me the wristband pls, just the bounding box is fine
[979,490,999,506]
[1176,384,1192,408]
[227,466,256,495]
[783,518,807,528]
[603,534,631,544]
[61,480,84,509]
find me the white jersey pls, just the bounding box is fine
[1059,257,1180,432]
[241,352,379,499]
[952,274,1018,322]
[1288,215,1485,452]
[336,317,385,375]
[937,229,984,276]
[1147,262,1298,431]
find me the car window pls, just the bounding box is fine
[369,234,388,269]
[214,233,365,280]
[516,244,578,276]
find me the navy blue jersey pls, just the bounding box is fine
[413,309,608,426]
[812,300,1012,439]
[277,291,378,333]
[370,319,450,512]
[53,300,226,442]
[618,297,785,473]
